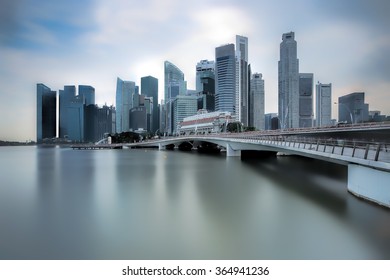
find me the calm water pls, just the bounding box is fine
[0,146,389,259]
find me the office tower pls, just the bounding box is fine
[196,61,216,112]
[36,83,56,143]
[78,85,95,106]
[338,92,369,124]
[164,61,187,134]
[236,35,249,126]
[67,95,84,142]
[250,73,265,130]
[172,95,198,135]
[141,76,159,133]
[164,61,186,103]
[316,82,332,127]
[196,60,215,92]
[278,32,299,129]
[215,44,236,115]
[299,73,313,128]
[116,77,136,133]
[59,85,76,139]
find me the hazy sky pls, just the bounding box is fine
[0,0,389,141]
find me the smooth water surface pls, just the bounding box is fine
[0,146,389,259]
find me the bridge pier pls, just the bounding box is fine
[158,143,165,150]
[348,164,390,208]
[226,143,241,157]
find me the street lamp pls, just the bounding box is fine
[334,102,354,124]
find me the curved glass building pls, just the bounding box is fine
[164,61,186,103]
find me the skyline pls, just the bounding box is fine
[1,0,389,141]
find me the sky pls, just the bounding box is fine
[0,0,389,141]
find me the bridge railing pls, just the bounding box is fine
[212,134,390,163]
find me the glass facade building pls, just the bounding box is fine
[172,95,198,135]
[141,76,159,133]
[36,83,57,142]
[79,85,95,106]
[59,85,76,139]
[215,44,236,115]
[116,77,136,133]
[164,61,186,103]
[299,73,313,128]
[316,82,332,127]
[338,92,369,124]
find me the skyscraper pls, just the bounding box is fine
[141,76,159,133]
[278,32,299,129]
[79,85,95,106]
[164,61,187,135]
[196,60,215,112]
[298,73,313,128]
[164,61,186,103]
[116,77,135,133]
[250,73,265,130]
[338,92,369,124]
[236,35,249,126]
[59,85,76,139]
[316,82,332,127]
[36,83,56,143]
[215,44,236,114]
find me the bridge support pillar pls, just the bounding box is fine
[226,143,241,157]
[158,143,165,150]
[348,164,390,208]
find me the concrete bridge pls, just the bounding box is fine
[126,123,390,208]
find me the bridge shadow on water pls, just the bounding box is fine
[240,153,349,216]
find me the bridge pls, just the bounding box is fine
[126,122,390,208]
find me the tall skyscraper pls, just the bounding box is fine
[298,73,313,128]
[250,73,265,130]
[164,61,187,135]
[316,82,332,127]
[196,60,215,112]
[215,44,236,114]
[59,85,76,139]
[236,35,249,126]
[67,95,84,142]
[116,77,135,133]
[141,76,159,133]
[338,92,369,124]
[278,32,299,129]
[36,83,57,142]
[164,61,186,103]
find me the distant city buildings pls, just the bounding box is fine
[316,82,332,127]
[37,31,384,142]
[36,83,56,143]
[278,32,299,129]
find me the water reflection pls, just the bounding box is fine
[0,147,389,259]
